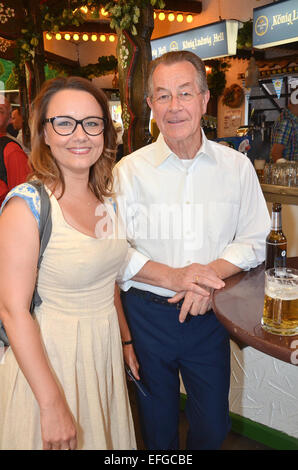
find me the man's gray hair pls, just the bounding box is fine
[147,51,209,98]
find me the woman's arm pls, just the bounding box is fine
[114,284,139,380]
[0,197,77,450]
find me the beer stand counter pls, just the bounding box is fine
[212,257,298,365]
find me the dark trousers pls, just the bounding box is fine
[121,287,231,450]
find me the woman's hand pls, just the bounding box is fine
[123,344,140,381]
[40,398,77,450]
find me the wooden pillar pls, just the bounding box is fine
[116,5,154,155]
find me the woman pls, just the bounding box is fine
[0,77,138,450]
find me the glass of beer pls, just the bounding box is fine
[262,268,298,335]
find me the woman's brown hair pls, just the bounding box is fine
[29,76,116,202]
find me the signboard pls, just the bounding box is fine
[151,20,239,61]
[253,0,298,49]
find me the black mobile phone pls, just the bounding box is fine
[125,365,148,397]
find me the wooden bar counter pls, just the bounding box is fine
[212,257,298,365]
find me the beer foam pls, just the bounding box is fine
[265,286,298,301]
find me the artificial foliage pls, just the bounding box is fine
[207,60,231,99]
[237,20,253,49]
[12,0,165,83]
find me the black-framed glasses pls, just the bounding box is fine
[43,116,106,136]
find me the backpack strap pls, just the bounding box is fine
[0,181,52,346]
[0,136,22,185]
[28,181,52,313]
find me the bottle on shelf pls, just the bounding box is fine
[265,202,287,270]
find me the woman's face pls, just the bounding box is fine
[44,89,105,177]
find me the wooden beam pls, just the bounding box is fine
[163,0,202,14]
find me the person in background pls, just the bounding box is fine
[270,86,298,162]
[0,97,29,205]
[0,77,137,450]
[114,51,271,450]
[11,107,23,139]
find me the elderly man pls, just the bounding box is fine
[0,98,29,204]
[114,51,270,450]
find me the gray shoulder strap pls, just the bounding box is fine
[28,181,52,312]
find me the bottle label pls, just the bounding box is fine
[266,242,286,246]
[271,212,281,230]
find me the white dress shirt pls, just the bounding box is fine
[113,130,271,297]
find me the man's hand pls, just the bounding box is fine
[168,289,213,323]
[168,263,224,296]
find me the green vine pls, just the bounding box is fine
[105,0,164,35]
[237,20,253,49]
[207,60,230,99]
[47,55,118,80]
[12,0,165,80]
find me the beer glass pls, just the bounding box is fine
[262,268,298,335]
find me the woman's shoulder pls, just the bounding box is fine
[0,182,41,225]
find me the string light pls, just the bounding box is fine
[82,34,89,41]
[100,8,108,16]
[45,32,52,40]
[91,34,97,42]
[100,34,106,42]
[109,34,116,42]
[80,6,88,14]
[55,33,62,40]
[64,33,71,40]
[73,33,79,41]
[154,11,195,23]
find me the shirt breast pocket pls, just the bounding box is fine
[207,201,240,247]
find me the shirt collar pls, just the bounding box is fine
[152,129,216,167]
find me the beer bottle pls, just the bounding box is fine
[265,202,287,269]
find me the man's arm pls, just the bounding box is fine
[133,259,225,297]
[270,143,285,162]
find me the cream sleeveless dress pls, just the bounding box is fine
[0,184,136,450]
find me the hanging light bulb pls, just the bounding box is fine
[55,33,62,40]
[82,34,89,41]
[177,14,184,23]
[46,32,52,40]
[109,34,116,42]
[91,34,97,42]
[73,33,80,41]
[64,33,71,41]
[101,8,108,17]
[168,13,175,22]
[158,12,166,21]
[186,14,193,23]
[100,34,106,42]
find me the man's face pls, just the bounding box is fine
[11,109,23,130]
[147,61,209,151]
[0,100,10,132]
